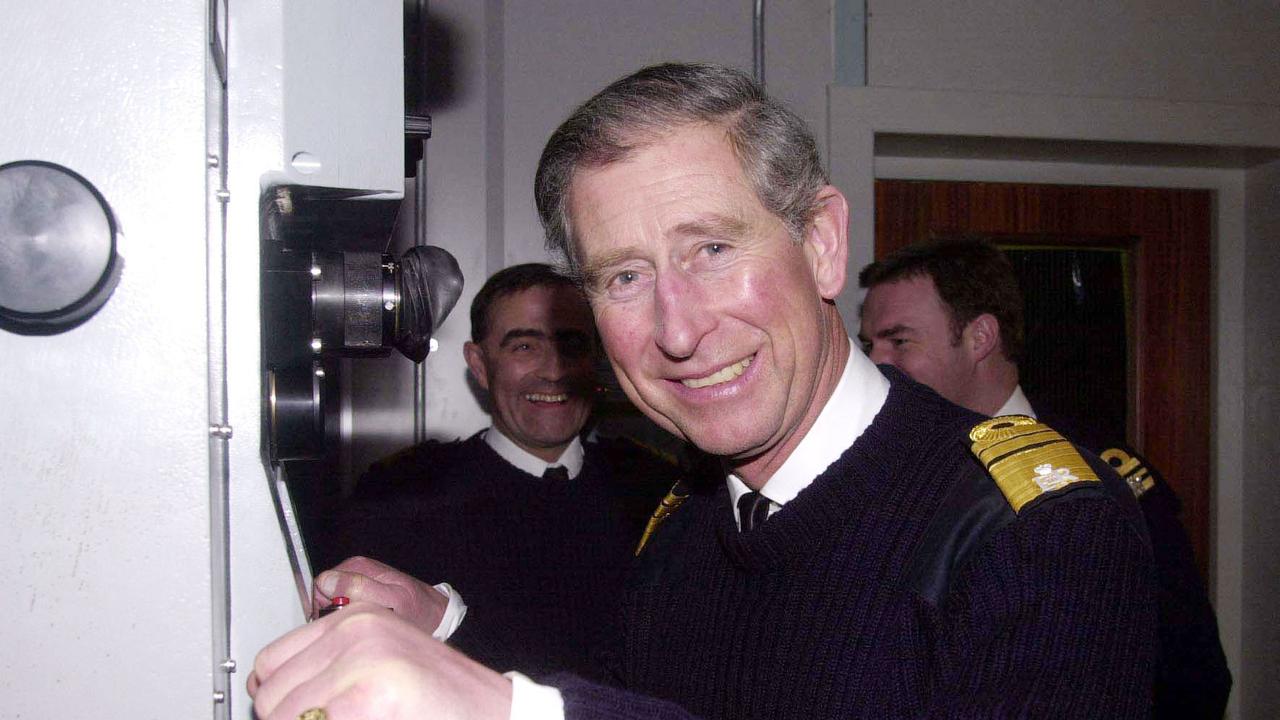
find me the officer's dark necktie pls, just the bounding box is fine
[737,490,771,531]
[542,465,570,482]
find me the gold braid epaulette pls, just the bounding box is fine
[634,482,690,556]
[968,415,1100,513]
[1099,447,1157,499]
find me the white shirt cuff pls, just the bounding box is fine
[504,671,566,720]
[431,581,468,641]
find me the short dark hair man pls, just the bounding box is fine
[858,238,1026,416]
[462,262,596,463]
[859,237,1232,720]
[252,64,1157,720]
[309,262,670,681]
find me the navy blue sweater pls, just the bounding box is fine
[316,432,670,681]
[554,371,1157,718]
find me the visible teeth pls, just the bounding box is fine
[526,393,568,403]
[682,357,751,389]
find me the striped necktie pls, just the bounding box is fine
[737,491,771,531]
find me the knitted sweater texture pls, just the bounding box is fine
[555,372,1157,719]
[319,433,670,681]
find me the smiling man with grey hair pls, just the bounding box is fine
[250,63,1158,720]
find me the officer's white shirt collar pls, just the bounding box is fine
[728,340,891,526]
[995,385,1036,418]
[484,426,585,479]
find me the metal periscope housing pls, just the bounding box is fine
[260,184,463,465]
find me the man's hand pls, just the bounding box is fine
[312,556,447,634]
[249,602,512,720]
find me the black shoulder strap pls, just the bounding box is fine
[1099,445,1158,499]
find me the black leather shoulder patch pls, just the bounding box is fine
[908,419,1143,607]
[905,460,1016,606]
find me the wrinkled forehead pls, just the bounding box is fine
[565,122,759,230]
[566,125,758,256]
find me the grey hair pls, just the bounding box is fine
[534,62,828,280]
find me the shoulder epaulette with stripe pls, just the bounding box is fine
[968,415,1100,513]
[1100,446,1157,499]
[634,481,690,556]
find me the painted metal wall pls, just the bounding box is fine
[0,2,212,717]
[223,1,405,718]
[1,1,406,716]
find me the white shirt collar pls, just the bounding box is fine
[728,339,891,525]
[484,426,585,479]
[995,385,1036,418]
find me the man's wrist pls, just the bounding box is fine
[505,671,566,720]
[432,581,468,640]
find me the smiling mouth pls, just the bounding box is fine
[525,393,569,403]
[681,356,752,389]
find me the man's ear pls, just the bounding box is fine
[966,314,1002,362]
[803,185,850,300]
[463,341,490,391]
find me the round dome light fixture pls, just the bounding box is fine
[0,160,123,335]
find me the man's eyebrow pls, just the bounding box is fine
[670,215,748,240]
[498,328,546,347]
[872,324,912,339]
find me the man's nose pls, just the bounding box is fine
[653,270,714,360]
[537,343,570,381]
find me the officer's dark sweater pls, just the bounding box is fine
[318,432,670,681]
[1034,400,1232,719]
[553,371,1158,719]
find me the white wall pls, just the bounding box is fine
[866,0,1280,106]
[0,2,212,718]
[1242,158,1280,717]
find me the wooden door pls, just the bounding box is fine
[875,179,1212,577]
